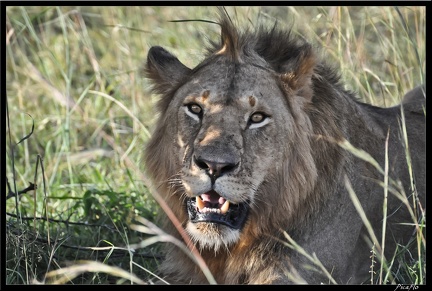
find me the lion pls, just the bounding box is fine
[143,10,425,285]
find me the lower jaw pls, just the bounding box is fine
[186,221,241,250]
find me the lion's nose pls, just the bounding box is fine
[194,156,238,182]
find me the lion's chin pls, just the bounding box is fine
[186,221,241,252]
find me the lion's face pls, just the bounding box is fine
[170,59,291,250]
[145,26,317,252]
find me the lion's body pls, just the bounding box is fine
[144,11,425,284]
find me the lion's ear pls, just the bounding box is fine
[279,45,316,101]
[145,46,191,95]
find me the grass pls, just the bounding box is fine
[5,6,425,284]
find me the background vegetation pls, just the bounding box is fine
[5,6,425,284]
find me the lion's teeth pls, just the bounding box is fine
[220,200,230,214]
[196,197,230,214]
[196,196,204,210]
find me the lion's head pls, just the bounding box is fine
[143,14,333,253]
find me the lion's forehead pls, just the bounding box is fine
[184,62,279,105]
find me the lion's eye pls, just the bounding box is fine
[188,104,202,115]
[250,112,265,123]
[184,103,203,121]
[248,112,270,129]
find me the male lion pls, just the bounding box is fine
[144,11,425,284]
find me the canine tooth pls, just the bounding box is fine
[220,200,230,214]
[196,197,204,210]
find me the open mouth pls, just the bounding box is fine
[186,190,249,230]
